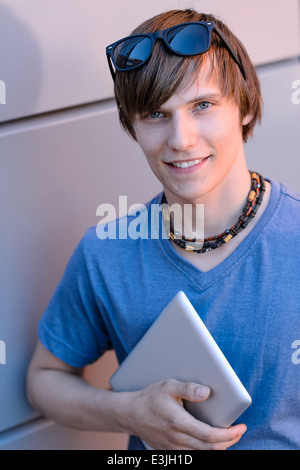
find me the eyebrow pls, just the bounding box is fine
[157,92,223,113]
[186,93,222,104]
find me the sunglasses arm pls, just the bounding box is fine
[212,25,247,80]
[106,52,116,82]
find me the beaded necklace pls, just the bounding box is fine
[161,171,266,253]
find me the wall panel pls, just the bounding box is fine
[0,417,128,450]
[0,102,160,434]
[0,0,299,451]
[0,0,299,122]
[186,0,300,66]
[245,61,300,192]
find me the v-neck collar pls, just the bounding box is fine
[158,178,281,291]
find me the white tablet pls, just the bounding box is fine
[110,291,251,433]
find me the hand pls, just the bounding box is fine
[122,378,247,450]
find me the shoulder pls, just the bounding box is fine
[267,180,300,241]
[279,183,300,204]
[276,181,300,217]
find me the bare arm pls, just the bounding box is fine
[26,341,129,433]
[26,341,246,449]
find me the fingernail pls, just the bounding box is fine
[196,385,210,398]
[239,426,247,436]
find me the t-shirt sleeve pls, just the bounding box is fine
[38,234,112,367]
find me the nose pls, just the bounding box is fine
[167,113,198,152]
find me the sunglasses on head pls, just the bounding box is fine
[106,21,247,82]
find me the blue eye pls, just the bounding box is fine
[197,102,210,110]
[149,111,162,118]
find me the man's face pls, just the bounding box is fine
[133,64,251,205]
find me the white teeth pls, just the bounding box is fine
[172,159,205,168]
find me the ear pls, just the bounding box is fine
[242,112,254,126]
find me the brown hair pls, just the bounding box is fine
[114,9,262,142]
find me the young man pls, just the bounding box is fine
[27,9,300,450]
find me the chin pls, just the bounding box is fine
[165,188,206,204]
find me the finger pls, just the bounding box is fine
[158,379,246,445]
[161,378,210,402]
[187,420,247,445]
[169,425,247,450]
[167,405,247,445]
[194,425,246,450]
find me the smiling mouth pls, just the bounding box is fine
[168,157,210,168]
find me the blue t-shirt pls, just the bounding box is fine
[39,179,300,450]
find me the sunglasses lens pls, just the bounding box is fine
[167,24,209,55]
[113,36,152,70]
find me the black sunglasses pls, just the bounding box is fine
[106,21,247,81]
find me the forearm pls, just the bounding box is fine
[27,368,131,433]
[27,368,247,449]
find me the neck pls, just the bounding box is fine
[164,161,251,239]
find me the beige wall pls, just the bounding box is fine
[0,0,299,449]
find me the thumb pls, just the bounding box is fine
[168,379,211,403]
[193,384,211,401]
